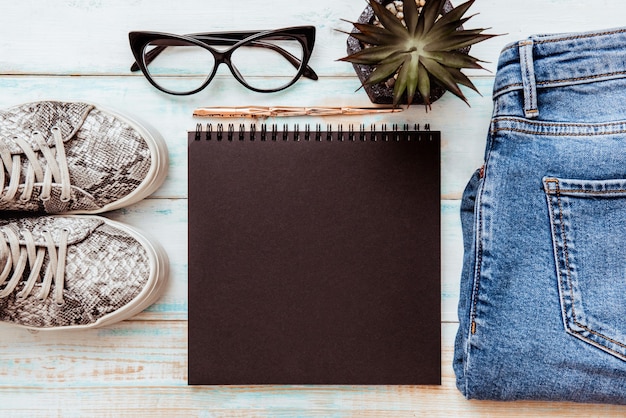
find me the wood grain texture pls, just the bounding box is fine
[0,323,625,416]
[1,0,625,75]
[0,0,625,415]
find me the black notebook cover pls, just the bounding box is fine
[188,125,441,385]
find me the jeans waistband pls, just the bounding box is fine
[493,27,626,119]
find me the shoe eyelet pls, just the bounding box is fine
[59,196,71,203]
[39,195,51,202]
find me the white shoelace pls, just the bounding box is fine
[0,228,69,304]
[0,127,72,203]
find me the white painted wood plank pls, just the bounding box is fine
[1,0,625,76]
[0,320,188,387]
[0,322,625,417]
[442,200,463,323]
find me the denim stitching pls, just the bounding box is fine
[494,70,626,96]
[497,127,626,137]
[497,117,626,129]
[493,117,626,136]
[534,28,626,45]
[553,182,581,337]
[537,71,626,86]
[548,179,626,358]
[550,188,626,195]
[495,128,626,136]
[500,28,626,54]
[545,179,571,335]
[469,172,486,335]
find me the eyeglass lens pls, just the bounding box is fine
[142,35,305,94]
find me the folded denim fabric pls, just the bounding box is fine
[454,27,626,404]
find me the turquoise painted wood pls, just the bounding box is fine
[1,0,626,416]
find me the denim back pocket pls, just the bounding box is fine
[544,176,626,361]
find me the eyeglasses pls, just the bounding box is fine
[129,26,318,95]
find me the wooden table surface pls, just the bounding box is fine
[2,0,626,416]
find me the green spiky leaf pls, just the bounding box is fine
[417,62,431,108]
[403,0,420,36]
[446,66,481,93]
[421,0,444,34]
[365,55,405,85]
[347,30,397,47]
[425,51,486,70]
[425,33,499,52]
[339,45,399,64]
[338,0,501,108]
[404,53,420,104]
[369,0,410,38]
[434,0,475,28]
[420,55,468,103]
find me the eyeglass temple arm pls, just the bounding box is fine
[130,35,318,80]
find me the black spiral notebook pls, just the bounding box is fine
[188,123,441,385]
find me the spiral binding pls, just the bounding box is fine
[193,123,434,142]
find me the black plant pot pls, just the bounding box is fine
[346,0,455,106]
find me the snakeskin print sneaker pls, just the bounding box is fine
[0,101,168,214]
[0,215,168,330]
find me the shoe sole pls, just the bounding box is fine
[18,215,170,331]
[66,103,169,214]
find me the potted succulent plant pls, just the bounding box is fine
[340,0,498,109]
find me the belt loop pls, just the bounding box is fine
[519,39,539,119]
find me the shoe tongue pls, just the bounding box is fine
[0,101,94,153]
[0,216,103,246]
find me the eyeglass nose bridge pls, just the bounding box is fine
[209,47,274,93]
[196,48,227,90]
[205,49,241,84]
[200,48,252,92]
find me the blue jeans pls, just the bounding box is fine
[454,28,626,404]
